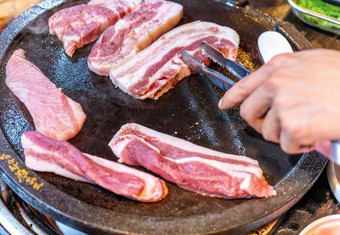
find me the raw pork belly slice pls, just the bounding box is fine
[88,0,183,76]
[22,131,168,202]
[88,0,140,11]
[49,0,142,57]
[110,21,240,100]
[109,123,277,198]
[6,49,86,141]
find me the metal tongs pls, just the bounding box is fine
[182,38,340,165]
[181,42,251,91]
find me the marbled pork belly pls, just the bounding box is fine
[22,131,168,202]
[109,123,276,199]
[6,49,86,141]
[49,0,142,56]
[88,0,183,76]
[109,21,240,100]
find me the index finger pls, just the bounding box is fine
[218,53,294,110]
[218,64,272,109]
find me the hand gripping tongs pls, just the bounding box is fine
[181,42,251,91]
[182,38,340,166]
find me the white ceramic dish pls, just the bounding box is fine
[300,214,340,234]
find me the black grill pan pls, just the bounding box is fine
[0,0,327,234]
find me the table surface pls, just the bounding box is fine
[248,0,340,234]
[0,0,339,234]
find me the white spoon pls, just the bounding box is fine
[258,31,293,63]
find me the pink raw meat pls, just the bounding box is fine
[109,123,277,199]
[22,131,168,202]
[49,0,142,56]
[88,0,183,76]
[109,21,240,100]
[6,49,86,141]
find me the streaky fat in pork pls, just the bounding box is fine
[88,0,141,12]
[109,21,240,100]
[6,49,86,141]
[22,131,168,202]
[48,0,142,57]
[109,123,277,199]
[88,0,183,76]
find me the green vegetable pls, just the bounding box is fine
[294,0,340,30]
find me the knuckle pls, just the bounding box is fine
[267,53,292,67]
[280,143,296,154]
[280,118,297,136]
[262,130,271,141]
[235,81,250,98]
[239,103,255,127]
[261,123,278,143]
[280,116,305,142]
[272,92,287,108]
[265,71,287,90]
[239,103,249,121]
[260,121,270,140]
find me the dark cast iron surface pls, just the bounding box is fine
[0,0,328,234]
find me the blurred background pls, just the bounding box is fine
[0,0,42,32]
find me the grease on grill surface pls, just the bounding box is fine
[0,0,321,234]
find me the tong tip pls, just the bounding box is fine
[200,42,226,68]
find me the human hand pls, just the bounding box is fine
[218,49,340,156]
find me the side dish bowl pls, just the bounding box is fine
[288,0,340,35]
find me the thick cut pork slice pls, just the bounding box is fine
[109,123,277,199]
[49,0,142,57]
[88,0,141,11]
[88,0,183,76]
[22,131,168,202]
[109,21,239,100]
[6,49,86,141]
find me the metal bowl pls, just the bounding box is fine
[288,0,340,35]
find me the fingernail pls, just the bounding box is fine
[218,98,223,109]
